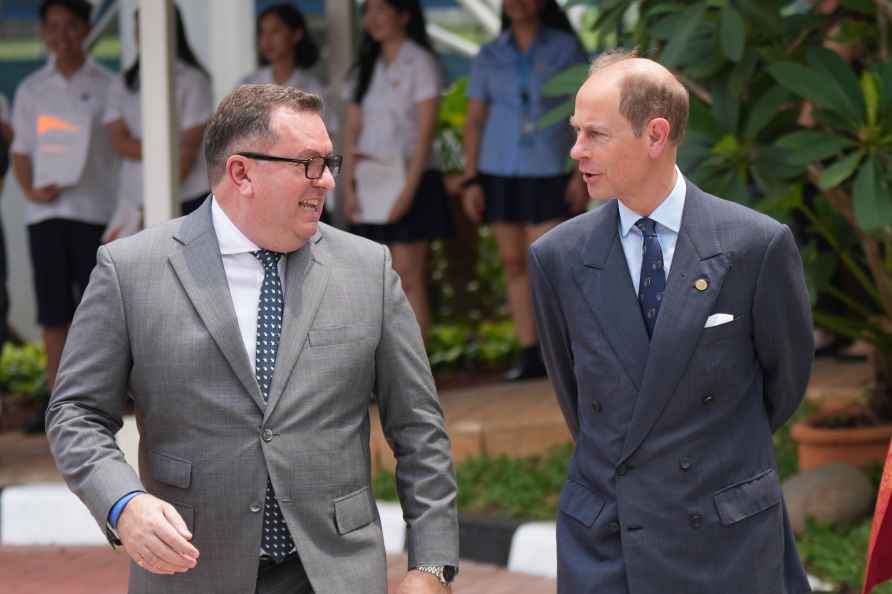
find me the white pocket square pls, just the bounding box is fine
[705,313,734,328]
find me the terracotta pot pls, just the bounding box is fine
[791,408,892,470]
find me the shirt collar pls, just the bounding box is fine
[211,196,261,255]
[618,166,686,238]
[47,56,97,83]
[496,26,551,51]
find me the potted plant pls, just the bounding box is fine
[543,0,892,469]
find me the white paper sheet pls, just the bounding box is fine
[354,156,406,224]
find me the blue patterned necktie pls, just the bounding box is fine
[635,218,666,339]
[253,249,295,561]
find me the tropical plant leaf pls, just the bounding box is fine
[737,0,783,37]
[853,158,892,232]
[541,64,590,97]
[817,150,863,190]
[806,46,865,124]
[660,2,708,67]
[767,62,857,122]
[775,130,856,165]
[744,86,791,139]
[645,3,687,18]
[861,71,880,127]
[710,79,740,133]
[537,101,573,130]
[720,4,746,62]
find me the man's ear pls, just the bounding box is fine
[226,156,254,196]
[646,117,672,157]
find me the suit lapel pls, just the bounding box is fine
[572,201,650,391]
[168,202,265,412]
[264,231,330,420]
[618,183,729,464]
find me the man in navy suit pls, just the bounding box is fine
[529,50,814,594]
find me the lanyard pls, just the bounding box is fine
[514,36,538,143]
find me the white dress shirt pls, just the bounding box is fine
[617,166,687,295]
[211,197,285,373]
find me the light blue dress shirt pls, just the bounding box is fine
[617,168,687,295]
[467,27,587,177]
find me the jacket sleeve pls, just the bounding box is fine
[373,244,459,570]
[752,224,815,432]
[529,245,580,439]
[45,245,144,545]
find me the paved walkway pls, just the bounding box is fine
[0,547,555,594]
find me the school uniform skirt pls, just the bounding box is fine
[481,173,571,225]
[351,170,454,244]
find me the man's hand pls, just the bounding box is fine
[29,184,61,203]
[117,493,199,575]
[397,569,451,594]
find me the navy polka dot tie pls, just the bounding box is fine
[253,249,295,561]
[635,218,666,339]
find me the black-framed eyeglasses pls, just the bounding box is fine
[236,151,343,179]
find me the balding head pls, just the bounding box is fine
[586,50,689,144]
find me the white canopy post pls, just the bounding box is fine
[139,0,178,227]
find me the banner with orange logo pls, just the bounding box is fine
[863,440,892,594]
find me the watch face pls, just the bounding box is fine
[443,565,456,583]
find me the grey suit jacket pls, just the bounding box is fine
[47,199,459,594]
[529,181,814,594]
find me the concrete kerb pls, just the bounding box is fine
[0,483,846,588]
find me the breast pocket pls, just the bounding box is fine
[308,323,375,348]
[699,315,749,346]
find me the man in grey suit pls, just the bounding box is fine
[529,51,814,594]
[47,85,458,594]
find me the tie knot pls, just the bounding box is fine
[635,218,658,236]
[253,249,282,269]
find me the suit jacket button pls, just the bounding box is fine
[249,503,262,513]
[617,464,628,476]
[607,521,620,533]
[689,513,703,529]
[702,394,714,405]
[679,457,693,471]
[592,400,602,413]
[262,428,274,442]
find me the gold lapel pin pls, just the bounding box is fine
[694,278,709,292]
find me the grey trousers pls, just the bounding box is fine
[255,555,313,594]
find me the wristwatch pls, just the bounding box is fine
[415,564,456,584]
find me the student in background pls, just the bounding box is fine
[0,93,12,350]
[461,0,588,381]
[240,3,325,96]
[240,3,336,224]
[103,4,212,241]
[343,0,453,340]
[12,0,119,432]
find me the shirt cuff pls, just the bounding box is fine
[109,491,144,529]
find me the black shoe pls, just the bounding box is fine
[504,345,547,382]
[22,403,47,434]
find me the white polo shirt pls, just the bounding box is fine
[239,66,337,134]
[240,66,325,98]
[0,94,9,125]
[353,39,441,167]
[12,58,118,226]
[103,60,213,209]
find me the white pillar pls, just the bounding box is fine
[139,0,178,227]
[206,0,256,104]
[326,0,357,225]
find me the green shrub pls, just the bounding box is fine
[0,342,49,404]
